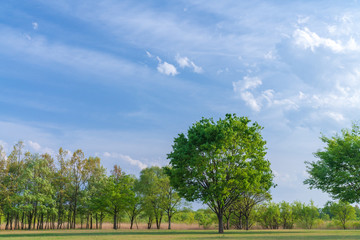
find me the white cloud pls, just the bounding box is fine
[24,34,31,41]
[264,50,276,60]
[26,140,55,155]
[293,27,360,53]
[103,152,147,170]
[157,61,178,76]
[297,16,310,25]
[240,91,261,112]
[327,25,337,34]
[32,22,38,30]
[146,51,152,58]
[119,154,147,170]
[273,170,299,186]
[293,27,343,52]
[175,55,203,73]
[27,140,41,151]
[103,152,111,157]
[325,112,345,122]
[233,76,263,111]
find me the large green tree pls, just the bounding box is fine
[305,123,360,203]
[166,114,274,233]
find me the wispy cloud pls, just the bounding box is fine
[103,152,147,170]
[0,26,147,82]
[293,27,359,53]
[32,22,38,30]
[175,55,203,73]
[233,76,263,112]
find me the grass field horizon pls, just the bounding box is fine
[0,229,360,240]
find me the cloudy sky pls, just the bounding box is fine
[1,0,360,207]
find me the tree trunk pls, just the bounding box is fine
[10,215,13,230]
[245,215,249,230]
[100,212,104,229]
[113,209,117,230]
[90,214,93,229]
[21,212,24,230]
[130,216,134,229]
[168,213,171,229]
[218,213,224,234]
[5,213,9,230]
[147,216,152,229]
[14,214,18,230]
[96,213,98,229]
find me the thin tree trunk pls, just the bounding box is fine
[168,213,171,230]
[130,216,134,229]
[96,213,98,229]
[113,209,117,230]
[10,214,13,230]
[21,212,24,230]
[5,212,9,230]
[90,214,93,229]
[147,216,152,229]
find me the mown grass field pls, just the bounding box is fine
[0,229,360,240]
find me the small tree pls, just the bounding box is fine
[293,201,319,229]
[279,201,294,229]
[331,201,356,229]
[106,165,134,230]
[158,169,182,230]
[232,191,270,230]
[126,176,143,230]
[258,202,280,229]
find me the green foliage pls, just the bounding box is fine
[293,201,319,229]
[167,114,274,233]
[257,202,280,229]
[279,201,294,229]
[106,165,134,229]
[320,201,335,220]
[172,208,196,224]
[330,201,356,229]
[138,166,166,229]
[305,123,360,203]
[194,209,217,229]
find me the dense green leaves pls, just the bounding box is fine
[305,123,360,203]
[167,114,274,233]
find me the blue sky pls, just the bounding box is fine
[1,0,360,207]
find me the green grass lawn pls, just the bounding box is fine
[0,229,360,240]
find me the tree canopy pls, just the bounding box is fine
[166,113,274,233]
[304,123,360,203]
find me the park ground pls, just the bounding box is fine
[1,229,360,240]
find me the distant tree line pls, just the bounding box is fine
[193,200,360,230]
[0,141,182,230]
[0,141,359,231]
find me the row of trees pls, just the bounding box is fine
[192,200,360,230]
[0,142,181,230]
